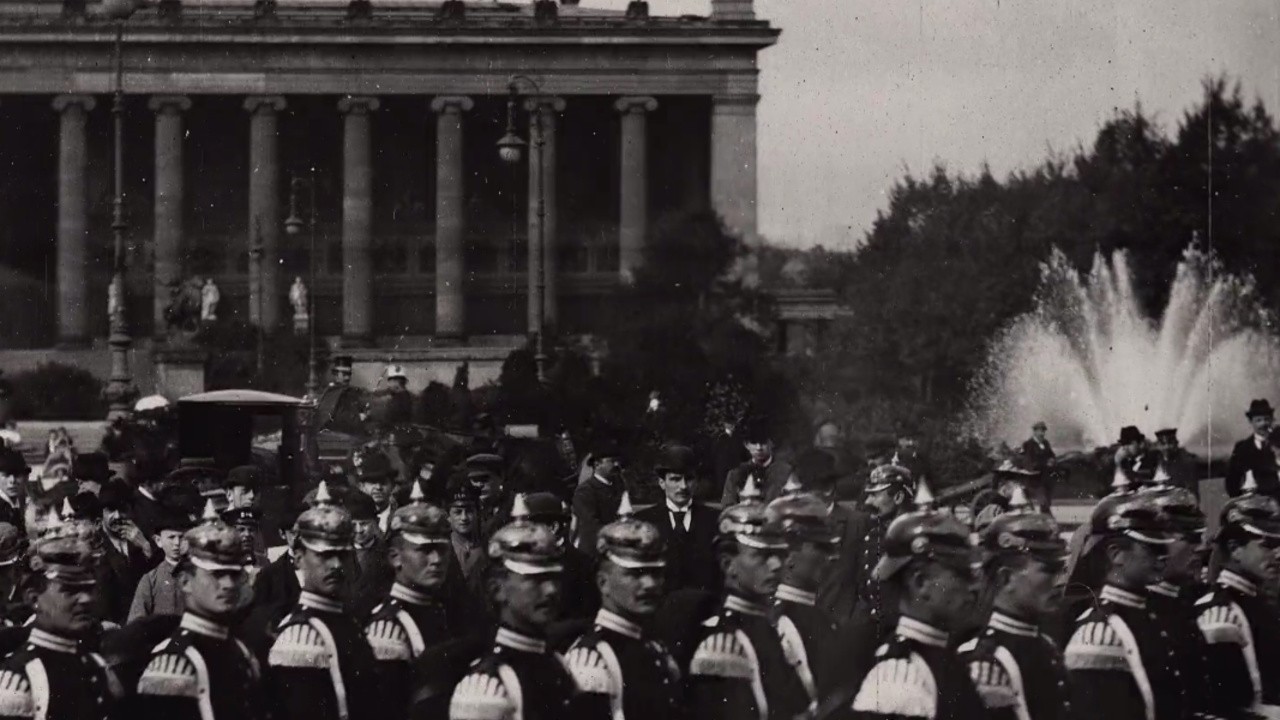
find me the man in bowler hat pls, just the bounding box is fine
[1227,399,1278,497]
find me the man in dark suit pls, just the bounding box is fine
[571,439,625,557]
[1020,421,1057,512]
[790,448,867,624]
[1227,399,1277,497]
[636,444,720,594]
[722,420,794,505]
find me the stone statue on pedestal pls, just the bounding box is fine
[200,277,220,322]
[289,276,310,334]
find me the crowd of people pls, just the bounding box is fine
[2,366,1280,720]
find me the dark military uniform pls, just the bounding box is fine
[846,465,914,679]
[564,497,682,720]
[1197,569,1280,718]
[851,617,988,720]
[960,611,1073,720]
[136,519,265,720]
[1147,582,1213,720]
[775,585,838,702]
[267,487,379,720]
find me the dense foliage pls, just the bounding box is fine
[6,362,106,420]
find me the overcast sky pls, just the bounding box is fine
[589,0,1280,249]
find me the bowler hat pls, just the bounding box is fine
[226,465,263,490]
[791,448,840,490]
[1117,426,1145,446]
[1154,428,1178,442]
[1247,399,1275,419]
[71,452,113,484]
[654,444,695,476]
[0,447,27,478]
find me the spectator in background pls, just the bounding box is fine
[71,451,113,496]
[636,444,720,594]
[225,465,261,510]
[812,416,860,500]
[0,447,27,527]
[1021,421,1057,512]
[892,423,932,485]
[707,421,748,502]
[127,506,193,621]
[1154,427,1199,495]
[1227,399,1277,497]
[722,419,794,505]
[572,439,625,557]
[100,478,155,564]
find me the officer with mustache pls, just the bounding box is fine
[564,492,682,720]
[135,503,265,720]
[267,481,378,720]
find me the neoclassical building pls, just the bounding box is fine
[0,0,778,388]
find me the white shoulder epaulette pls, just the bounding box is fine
[1064,619,1127,671]
[956,638,979,653]
[366,618,413,662]
[850,652,937,717]
[1194,592,1215,606]
[449,671,513,720]
[268,622,332,669]
[968,657,1016,709]
[137,651,199,698]
[1198,603,1246,646]
[563,643,618,696]
[0,668,33,718]
[689,630,753,679]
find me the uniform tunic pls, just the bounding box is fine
[448,627,583,720]
[774,584,839,702]
[958,611,1074,720]
[850,616,987,720]
[1146,581,1212,720]
[685,595,810,720]
[1196,569,1280,718]
[134,613,265,720]
[365,583,452,715]
[1064,584,1178,720]
[0,628,121,720]
[267,591,379,720]
[564,609,682,720]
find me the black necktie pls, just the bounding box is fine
[671,511,687,538]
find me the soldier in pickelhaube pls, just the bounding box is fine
[447,495,582,720]
[1143,467,1215,720]
[365,480,455,715]
[685,476,809,720]
[0,508,123,720]
[766,491,840,704]
[1064,487,1177,720]
[134,501,265,720]
[267,481,378,720]
[958,484,1074,720]
[848,482,986,720]
[1196,470,1280,718]
[563,492,682,720]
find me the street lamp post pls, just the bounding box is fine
[103,0,140,420]
[285,169,319,398]
[497,75,548,383]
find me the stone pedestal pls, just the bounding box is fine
[153,346,207,399]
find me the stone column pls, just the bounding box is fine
[148,95,191,336]
[245,95,286,331]
[524,96,565,332]
[430,96,473,340]
[338,96,379,346]
[53,95,95,347]
[711,94,759,241]
[615,96,657,283]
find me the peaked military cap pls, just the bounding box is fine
[717,476,788,550]
[865,462,914,494]
[1087,491,1173,546]
[874,507,974,581]
[294,481,355,552]
[446,473,479,509]
[186,519,248,572]
[464,452,504,474]
[597,493,665,569]
[390,482,450,546]
[220,506,261,529]
[766,492,838,547]
[487,495,563,575]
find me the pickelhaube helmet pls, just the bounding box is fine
[487,495,564,576]
[596,493,666,569]
[390,481,450,546]
[1217,473,1280,545]
[766,492,838,548]
[980,509,1066,565]
[186,518,249,572]
[1144,473,1205,536]
[873,488,974,582]
[1087,491,1173,546]
[293,481,355,552]
[717,476,788,550]
[865,462,914,495]
[31,508,97,586]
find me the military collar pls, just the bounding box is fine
[776,585,817,607]
[896,616,948,648]
[28,628,78,654]
[1100,585,1146,609]
[390,583,435,607]
[988,611,1038,638]
[595,609,643,640]
[181,613,230,640]
[1218,569,1258,597]
[496,627,547,654]
[299,591,343,614]
[1147,581,1180,599]
[724,595,769,617]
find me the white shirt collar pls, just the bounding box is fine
[595,609,643,640]
[776,584,817,607]
[665,498,692,513]
[897,616,949,648]
[1256,434,1270,449]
